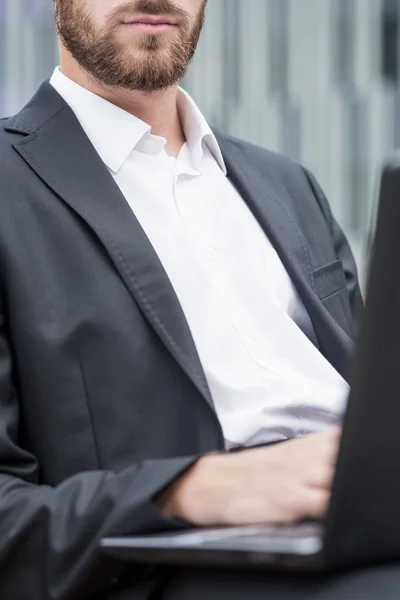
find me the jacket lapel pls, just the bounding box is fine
[215,134,315,290]
[6,82,214,409]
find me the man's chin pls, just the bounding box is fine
[96,65,183,93]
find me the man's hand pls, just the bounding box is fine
[155,428,341,526]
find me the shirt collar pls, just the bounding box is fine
[176,87,226,174]
[49,67,227,175]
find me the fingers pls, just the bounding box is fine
[221,429,341,525]
[320,428,342,467]
[307,427,342,444]
[302,429,341,490]
[301,487,331,519]
[286,427,341,451]
[305,463,336,490]
[300,427,342,465]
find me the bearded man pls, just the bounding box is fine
[1,1,394,599]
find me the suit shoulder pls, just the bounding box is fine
[0,118,14,147]
[216,130,336,227]
[0,118,8,140]
[0,117,11,132]
[0,122,29,211]
[216,130,306,179]
[0,118,23,167]
[216,130,311,193]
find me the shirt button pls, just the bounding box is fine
[248,327,261,340]
[206,247,218,260]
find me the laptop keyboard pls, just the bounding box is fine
[194,521,323,554]
[231,523,321,540]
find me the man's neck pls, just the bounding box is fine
[59,59,186,157]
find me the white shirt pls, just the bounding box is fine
[50,67,349,449]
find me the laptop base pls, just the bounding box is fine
[102,522,324,570]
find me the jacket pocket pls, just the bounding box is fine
[313,259,347,300]
[313,259,355,338]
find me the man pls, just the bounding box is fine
[1,0,391,598]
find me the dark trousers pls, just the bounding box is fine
[107,564,400,599]
[158,564,400,599]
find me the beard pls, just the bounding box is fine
[54,0,207,93]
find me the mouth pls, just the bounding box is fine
[121,15,178,33]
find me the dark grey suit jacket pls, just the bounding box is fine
[0,82,362,600]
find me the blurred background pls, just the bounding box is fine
[1,0,399,281]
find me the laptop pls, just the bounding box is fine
[101,160,400,572]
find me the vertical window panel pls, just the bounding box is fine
[222,0,241,105]
[381,0,399,83]
[334,0,356,91]
[268,0,289,97]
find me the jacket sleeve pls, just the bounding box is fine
[302,167,364,326]
[0,293,199,599]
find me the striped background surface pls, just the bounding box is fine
[2,0,400,278]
